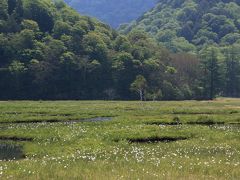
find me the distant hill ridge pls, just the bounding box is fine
[64,0,158,28]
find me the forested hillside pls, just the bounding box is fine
[120,0,240,53]
[65,0,158,28]
[0,0,186,100]
[0,0,240,100]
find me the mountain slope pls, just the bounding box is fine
[1,0,240,100]
[0,0,177,100]
[65,0,158,28]
[0,0,120,99]
[120,0,240,52]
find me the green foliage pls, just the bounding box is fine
[199,46,225,99]
[0,0,8,20]
[21,19,39,31]
[0,0,240,100]
[145,89,162,101]
[8,60,27,74]
[0,0,121,99]
[23,0,55,32]
[223,44,240,97]
[130,75,147,101]
[121,0,240,53]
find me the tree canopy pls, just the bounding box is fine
[120,0,240,53]
[0,0,240,100]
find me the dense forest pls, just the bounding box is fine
[0,0,240,100]
[64,0,158,28]
[120,0,240,53]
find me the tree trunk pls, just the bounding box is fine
[139,89,143,101]
[210,50,214,100]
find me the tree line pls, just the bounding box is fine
[0,0,240,100]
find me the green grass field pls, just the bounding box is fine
[0,99,239,179]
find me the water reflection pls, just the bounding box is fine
[0,143,25,160]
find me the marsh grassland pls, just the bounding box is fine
[0,99,239,179]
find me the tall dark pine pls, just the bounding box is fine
[200,47,223,100]
[225,46,240,97]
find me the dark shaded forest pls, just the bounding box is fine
[0,0,240,100]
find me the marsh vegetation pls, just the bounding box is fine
[0,99,239,179]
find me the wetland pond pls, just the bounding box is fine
[0,143,25,160]
[0,117,113,160]
[0,117,113,124]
